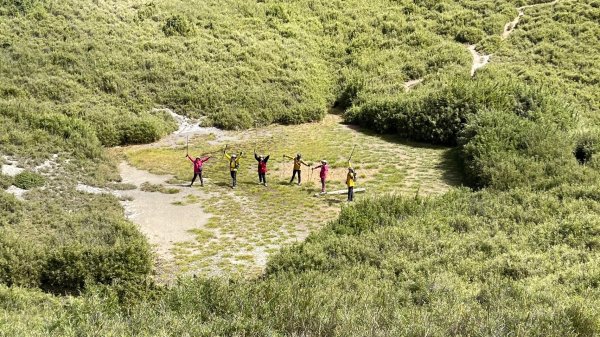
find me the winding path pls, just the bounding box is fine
[503,0,559,39]
[402,0,560,89]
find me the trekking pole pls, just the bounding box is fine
[348,144,357,162]
[186,135,189,156]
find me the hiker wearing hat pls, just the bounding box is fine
[224,149,243,188]
[312,160,329,193]
[186,154,211,187]
[346,163,357,202]
[283,153,310,185]
[254,150,270,186]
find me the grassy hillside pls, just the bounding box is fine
[1,0,600,335]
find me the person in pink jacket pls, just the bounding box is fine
[186,154,211,187]
[312,160,329,193]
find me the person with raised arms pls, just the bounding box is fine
[224,147,243,188]
[283,153,310,185]
[186,154,211,187]
[254,150,270,186]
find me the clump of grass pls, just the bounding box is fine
[13,171,45,190]
[0,173,13,189]
[140,182,180,194]
[108,182,137,190]
[172,194,201,206]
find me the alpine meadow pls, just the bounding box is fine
[1,0,600,336]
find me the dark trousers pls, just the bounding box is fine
[258,172,266,184]
[321,178,326,192]
[348,186,354,201]
[190,171,203,186]
[290,170,301,184]
[230,171,237,187]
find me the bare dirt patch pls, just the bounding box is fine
[468,44,491,76]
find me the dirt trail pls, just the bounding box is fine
[502,8,525,39]
[153,108,241,148]
[403,79,423,92]
[468,45,491,77]
[503,0,559,39]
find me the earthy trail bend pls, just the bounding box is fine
[403,0,560,89]
[503,0,559,39]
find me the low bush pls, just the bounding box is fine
[13,171,44,190]
[140,182,179,194]
[573,130,599,165]
[0,173,13,189]
[162,15,193,37]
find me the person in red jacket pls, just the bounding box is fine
[186,154,210,187]
[312,160,329,193]
[254,150,270,186]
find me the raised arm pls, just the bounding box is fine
[283,154,293,160]
[264,155,270,163]
[201,156,211,163]
[254,152,260,161]
[187,154,194,162]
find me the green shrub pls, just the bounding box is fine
[0,0,44,15]
[455,27,485,44]
[0,173,13,189]
[162,15,193,37]
[573,130,599,165]
[41,239,152,294]
[0,230,43,288]
[13,171,44,190]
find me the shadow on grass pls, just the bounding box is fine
[324,197,344,206]
[338,116,467,188]
[214,181,232,188]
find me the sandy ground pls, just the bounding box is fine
[115,162,212,262]
[1,156,24,177]
[76,159,214,278]
[5,186,26,200]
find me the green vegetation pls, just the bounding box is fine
[1,0,600,335]
[140,182,180,194]
[2,190,600,335]
[13,171,44,189]
[0,173,12,189]
[0,191,152,294]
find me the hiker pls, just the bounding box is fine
[346,165,357,202]
[312,160,329,193]
[224,149,243,188]
[283,153,310,185]
[254,150,270,186]
[186,154,211,187]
